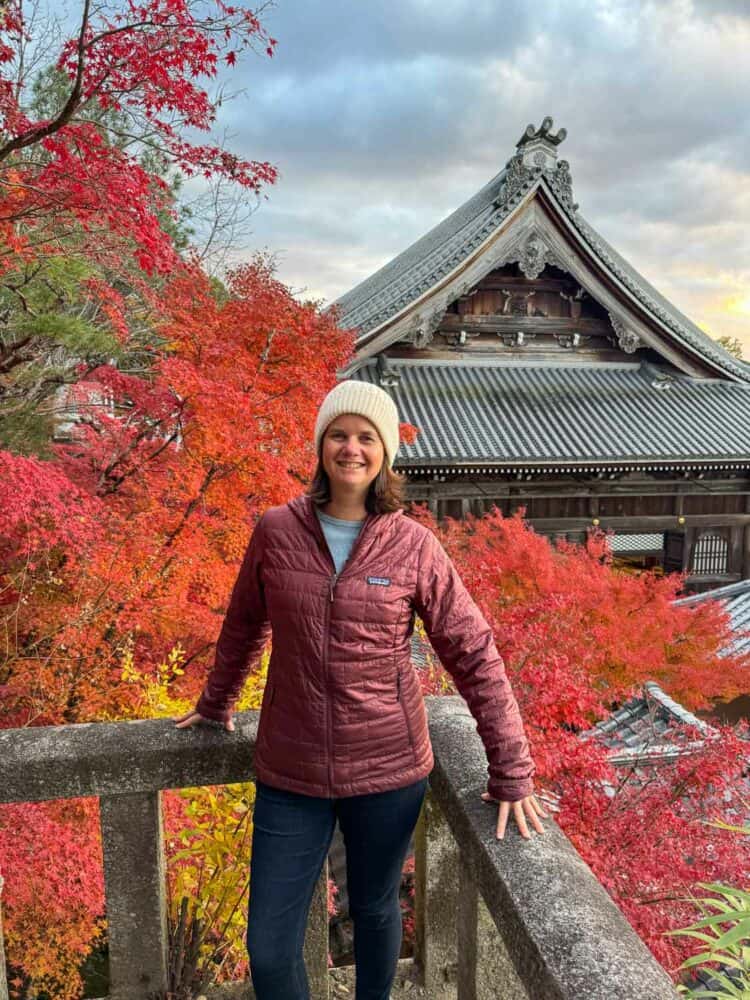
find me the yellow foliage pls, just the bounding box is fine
[166,780,256,984]
[119,640,270,717]
[236,648,269,711]
[119,639,196,718]
[414,617,455,695]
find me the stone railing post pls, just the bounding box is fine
[100,791,169,1000]
[457,858,530,1000]
[0,875,8,1000]
[302,864,330,1000]
[414,789,459,994]
[426,697,678,999]
[456,857,478,1000]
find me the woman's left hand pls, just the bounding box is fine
[481,790,548,840]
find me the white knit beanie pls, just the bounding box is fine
[314,380,400,467]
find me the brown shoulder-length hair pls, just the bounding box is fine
[307,452,407,514]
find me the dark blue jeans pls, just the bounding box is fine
[247,776,429,1000]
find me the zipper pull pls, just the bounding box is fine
[330,573,337,602]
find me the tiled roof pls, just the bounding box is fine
[674,580,750,659]
[333,157,750,382]
[354,359,750,470]
[571,216,750,382]
[581,681,714,765]
[334,167,509,336]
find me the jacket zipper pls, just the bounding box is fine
[313,511,375,797]
[323,569,336,794]
[315,520,337,797]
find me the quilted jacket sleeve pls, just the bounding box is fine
[196,515,272,723]
[413,528,535,802]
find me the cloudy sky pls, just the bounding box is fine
[210,0,750,355]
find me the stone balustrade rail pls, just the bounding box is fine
[0,696,678,999]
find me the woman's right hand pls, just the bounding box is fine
[173,709,235,733]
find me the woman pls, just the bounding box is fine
[175,380,545,1000]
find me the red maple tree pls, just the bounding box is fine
[0,0,277,276]
[1,257,353,729]
[0,255,354,996]
[419,508,750,974]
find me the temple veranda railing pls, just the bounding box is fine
[0,696,679,1000]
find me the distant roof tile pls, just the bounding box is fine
[410,629,435,670]
[572,216,750,381]
[674,580,750,658]
[581,681,713,763]
[334,168,509,335]
[354,359,750,469]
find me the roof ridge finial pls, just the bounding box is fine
[520,117,567,147]
[494,117,577,214]
[516,117,568,164]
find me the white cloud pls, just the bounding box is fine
[207,0,750,355]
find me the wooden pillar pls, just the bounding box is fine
[471,498,486,518]
[100,791,169,1000]
[682,527,695,573]
[728,525,744,577]
[743,524,750,581]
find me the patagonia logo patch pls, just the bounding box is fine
[367,576,391,586]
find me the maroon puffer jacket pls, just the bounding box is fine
[196,494,535,801]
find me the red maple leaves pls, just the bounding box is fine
[421,508,750,974]
[0,0,278,276]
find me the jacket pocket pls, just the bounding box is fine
[258,682,276,750]
[397,668,415,753]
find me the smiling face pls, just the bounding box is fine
[321,413,386,501]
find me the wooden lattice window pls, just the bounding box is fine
[690,532,728,575]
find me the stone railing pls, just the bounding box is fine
[0,697,679,999]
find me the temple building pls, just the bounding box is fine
[334,118,750,593]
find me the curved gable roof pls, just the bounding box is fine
[333,120,750,384]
